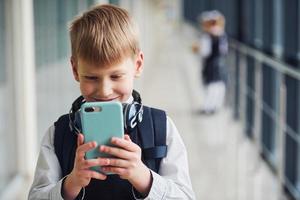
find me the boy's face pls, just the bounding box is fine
[202,18,224,36]
[71,52,144,103]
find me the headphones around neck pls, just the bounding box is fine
[69,90,143,134]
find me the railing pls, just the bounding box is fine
[227,38,300,200]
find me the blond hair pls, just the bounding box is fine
[69,4,140,66]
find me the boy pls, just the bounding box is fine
[192,10,228,114]
[29,4,195,200]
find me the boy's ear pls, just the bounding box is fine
[134,51,144,78]
[71,56,79,82]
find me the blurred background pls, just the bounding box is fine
[1,0,300,199]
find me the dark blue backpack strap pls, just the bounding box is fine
[137,107,156,171]
[150,107,167,171]
[54,114,77,177]
[137,106,167,173]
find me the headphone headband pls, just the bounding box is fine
[71,96,85,114]
[132,89,142,104]
[72,89,141,112]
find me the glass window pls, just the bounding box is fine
[57,0,80,60]
[262,0,274,54]
[272,0,283,57]
[284,76,300,198]
[226,0,239,39]
[261,64,278,166]
[34,0,59,67]
[254,0,263,49]
[34,0,93,140]
[283,0,299,66]
[283,1,300,199]
[183,0,206,25]
[245,56,255,138]
[234,51,240,119]
[240,0,255,47]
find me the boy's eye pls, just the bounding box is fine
[111,74,123,79]
[84,76,98,81]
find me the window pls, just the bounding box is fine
[284,76,300,198]
[234,51,240,119]
[271,0,283,58]
[283,0,299,66]
[283,0,300,198]
[245,56,255,138]
[33,0,95,140]
[261,63,279,166]
[240,0,255,47]
[262,0,274,55]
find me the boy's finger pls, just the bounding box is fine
[82,158,109,169]
[100,145,130,159]
[101,166,125,176]
[110,137,138,152]
[83,169,107,180]
[76,141,97,158]
[124,134,131,141]
[77,133,84,147]
[99,158,129,168]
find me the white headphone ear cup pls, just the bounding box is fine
[122,102,143,132]
[138,112,143,122]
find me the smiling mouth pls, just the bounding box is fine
[92,97,119,102]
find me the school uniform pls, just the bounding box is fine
[28,97,195,200]
[199,32,228,113]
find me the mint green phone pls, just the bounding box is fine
[80,101,124,172]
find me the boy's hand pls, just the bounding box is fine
[99,134,152,196]
[63,133,107,200]
[191,42,199,53]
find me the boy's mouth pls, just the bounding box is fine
[91,97,119,102]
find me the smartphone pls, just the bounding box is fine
[80,101,124,173]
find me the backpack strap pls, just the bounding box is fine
[137,106,167,173]
[151,107,168,171]
[54,114,77,177]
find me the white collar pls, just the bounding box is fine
[125,96,134,104]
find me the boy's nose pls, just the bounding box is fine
[96,81,113,99]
